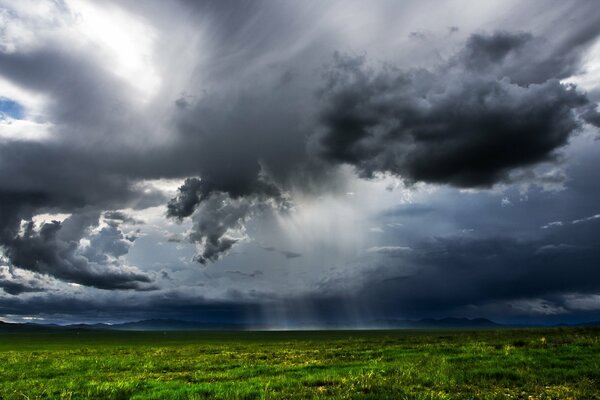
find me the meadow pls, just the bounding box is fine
[0,327,598,399]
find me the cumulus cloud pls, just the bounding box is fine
[0,279,44,296]
[186,193,253,264]
[1,212,154,290]
[316,31,600,188]
[0,267,45,296]
[167,178,287,263]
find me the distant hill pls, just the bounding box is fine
[109,319,247,331]
[555,320,600,328]
[65,323,112,330]
[2,317,501,331]
[106,318,504,330]
[0,320,57,332]
[372,317,501,329]
[2,318,599,332]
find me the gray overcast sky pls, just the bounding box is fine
[0,0,599,325]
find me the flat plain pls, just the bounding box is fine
[0,327,598,399]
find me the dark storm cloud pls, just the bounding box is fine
[0,31,168,288]
[369,186,600,316]
[0,290,262,325]
[455,7,600,85]
[167,178,207,220]
[0,47,139,132]
[5,1,595,275]
[309,234,600,320]
[167,178,287,264]
[0,268,45,296]
[0,32,167,212]
[3,188,600,324]
[301,153,600,323]
[457,31,533,75]
[2,213,154,290]
[0,279,44,296]
[187,193,248,264]
[0,142,160,291]
[155,1,327,199]
[317,31,600,187]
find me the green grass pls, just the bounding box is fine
[0,327,598,399]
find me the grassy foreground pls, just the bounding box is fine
[0,327,598,399]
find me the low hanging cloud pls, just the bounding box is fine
[167,178,287,264]
[0,267,45,296]
[316,31,600,188]
[187,193,253,264]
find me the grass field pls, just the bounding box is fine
[0,327,598,399]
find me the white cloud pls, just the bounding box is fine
[366,246,412,255]
[572,213,600,224]
[541,221,563,229]
[0,118,52,142]
[66,0,161,100]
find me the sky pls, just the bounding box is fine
[0,0,600,326]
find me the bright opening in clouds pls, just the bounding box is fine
[0,0,599,326]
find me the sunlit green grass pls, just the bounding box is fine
[0,327,598,399]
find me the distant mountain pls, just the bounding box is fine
[2,317,598,332]
[565,320,600,327]
[108,317,502,330]
[414,317,501,328]
[372,317,502,329]
[0,320,56,332]
[0,317,503,331]
[0,319,248,332]
[109,319,248,331]
[65,323,112,330]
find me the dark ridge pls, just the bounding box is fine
[2,318,599,332]
[371,317,502,329]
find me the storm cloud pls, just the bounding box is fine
[167,178,287,263]
[0,266,45,296]
[317,31,600,187]
[0,0,599,325]
[3,213,154,290]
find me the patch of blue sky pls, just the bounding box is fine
[0,97,25,120]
